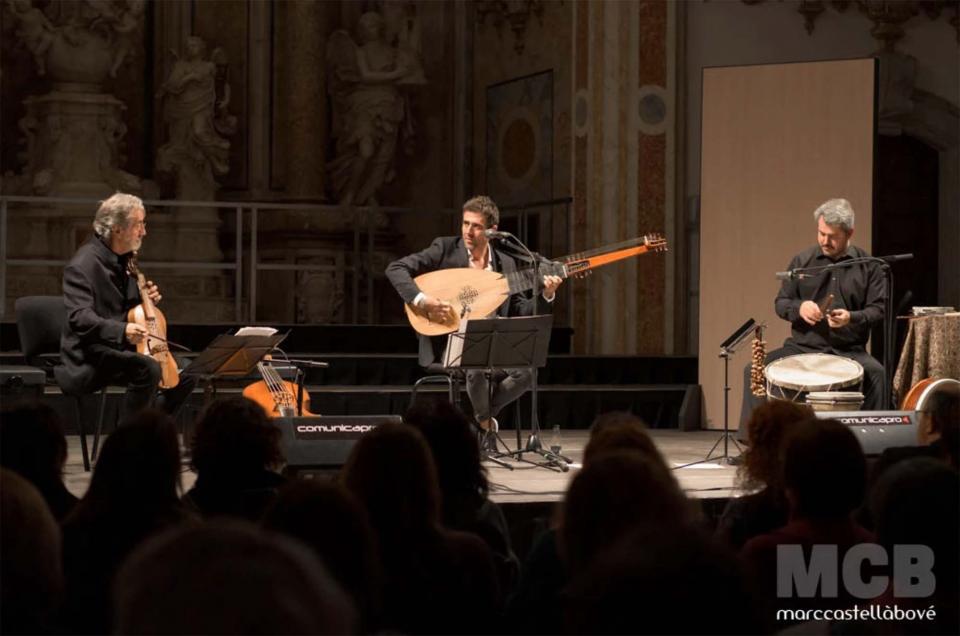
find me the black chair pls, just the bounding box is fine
[14,296,112,472]
[411,363,464,406]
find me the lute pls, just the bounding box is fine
[405,234,668,336]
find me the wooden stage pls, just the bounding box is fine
[62,429,743,504]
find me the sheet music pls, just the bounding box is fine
[235,326,278,337]
[443,318,469,368]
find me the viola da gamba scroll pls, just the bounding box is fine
[404,234,668,336]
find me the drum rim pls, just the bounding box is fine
[915,378,960,412]
[764,353,864,391]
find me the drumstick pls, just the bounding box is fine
[817,293,835,316]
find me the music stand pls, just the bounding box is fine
[676,319,753,469]
[181,332,288,405]
[445,314,562,471]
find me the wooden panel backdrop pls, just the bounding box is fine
[699,59,875,429]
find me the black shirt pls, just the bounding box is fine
[775,245,885,352]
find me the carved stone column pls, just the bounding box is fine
[274,1,328,197]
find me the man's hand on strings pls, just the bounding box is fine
[799,300,823,325]
[827,309,851,328]
[145,280,162,304]
[422,296,455,323]
[542,275,563,301]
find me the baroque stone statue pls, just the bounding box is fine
[155,36,233,201]
[325,7,426,206]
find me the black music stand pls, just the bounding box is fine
[676,319,753,469]
[445,314,562,471]
[181,332,287,405]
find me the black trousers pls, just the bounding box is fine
[740,344,886,426]
[93,350,196,421]
[466,368,532,422]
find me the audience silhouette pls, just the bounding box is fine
[716,400,813,549]
[0,401,78,521]
[60,409,192,634]
[404,398,520,594]
[184,396,286,521]
[114,520,355,634]
[1,468,64,635]
[341,421,500,634]
[262,479,382,632]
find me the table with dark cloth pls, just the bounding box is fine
[893,313,960,405]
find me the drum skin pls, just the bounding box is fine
[764,353,864,405]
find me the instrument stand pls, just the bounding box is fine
[676,319,754,469]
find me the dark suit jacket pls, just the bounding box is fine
[60,236,140,393]
[385,236,543,366]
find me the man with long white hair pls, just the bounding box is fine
[741,198,886,422]
[60,193,193,418]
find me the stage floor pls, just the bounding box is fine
[62,429,743,504]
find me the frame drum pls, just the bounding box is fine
[900,377,960,411]
[765,353,864,406]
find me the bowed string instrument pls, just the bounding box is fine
[126,253,180,389]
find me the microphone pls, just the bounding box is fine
[483,229,512,239]
[775,270,806,281]
[879,253,913,263]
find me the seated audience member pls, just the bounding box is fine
[404,399,520,593]
[559,449,693,578]
[1,468,64,635]
[262,480,382,631]
[741,418,873,621]
[869,457,959,636]
[341,421,500,634]
[114,521,355,635]
[507,412,671,634]
[872,383,959,481]
[184,397,286,521]
[0,401,78,521]
[716,400,814,550]
[564,525,767,635]
[61,410,192,634]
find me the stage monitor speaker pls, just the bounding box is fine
[274,415,402,469]
[814,410,918,455]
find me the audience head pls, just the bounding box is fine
[564,525,766,635]
[403,399,487,513]
[870,456,958,570]
[263,479,381,623]
[114,520,355,635]
[918,382,960,466]
[81,409,182,511]
[191,397,283,478]
[869,457,959,633]
[341,421,440,542]
[0,468,63,635]
[740,400,814,491]
[560,450,692,575]
[782,418,866,520]
[0,401,68,487]
[583,411,663,467]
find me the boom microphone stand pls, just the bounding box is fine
[487,231,569,472]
